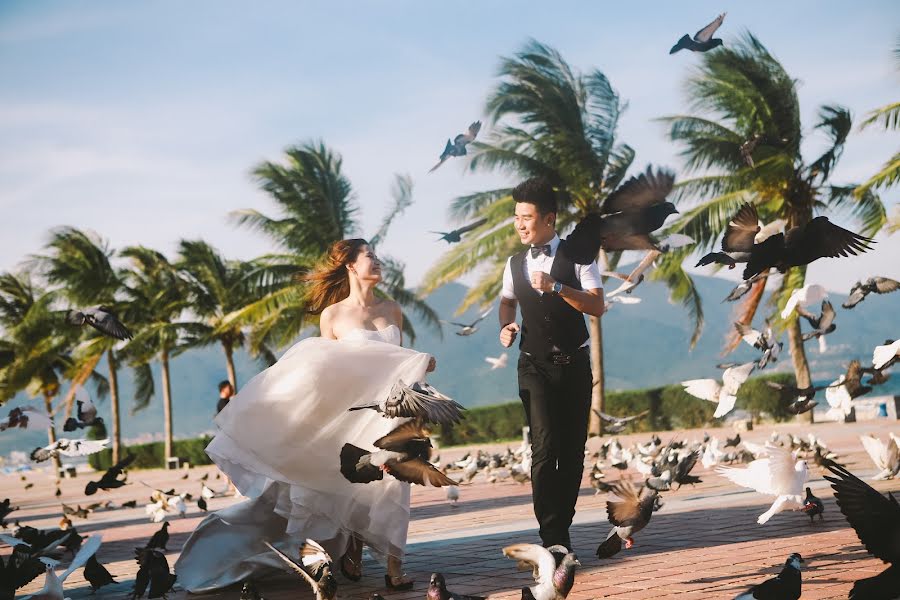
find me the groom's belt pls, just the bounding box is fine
[521,346,588,365]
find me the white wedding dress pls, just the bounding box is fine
[175,325,430,592]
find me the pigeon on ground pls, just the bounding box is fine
[695,204,784,270]
[30,439,109,463]
[264,540,337,600]
[427,572,486,600]
[132,547,176,600]
[240,581,263,600]
[61,504,90,519]
[348,380,464,425]
[445,485,459,507]
[85,454,134,495]
[0,537,53,599]
[444,305,493,336]
[593,409,649,434]
[146,522,169,552]
[823,459,900,597]
[672,451,703,489]
[873,339,900,371]
[860,434,900,480]
[429,121,482,173]
[67,306,133,341]
[764,381,821,415]
[565,167,678,262]
[717,444,808,524]
[0,499,19,527]
[799,300,836,353]
[431,217,488,243]
[681,362,755,418]
[23,534,103,600]
[596,481,659,558]
[503,543,580,600]
[83,554,116,592]
[800,487,824,524]
[485,353,509,370]
[734,553,803,600]
[735,322,782,369]
[63,390,104,432]
[340,420,456,487]
[670,13,726,54]
[842,276,900,308]
[780,284,828,320]
[0,406,53,433]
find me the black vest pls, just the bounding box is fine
[511,240,590,354]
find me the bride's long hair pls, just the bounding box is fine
[301,238,370,314]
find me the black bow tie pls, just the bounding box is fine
[530,244,551,259]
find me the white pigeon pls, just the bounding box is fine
[780,284,828,320]
[657,233,695,253]
[701,437,723,469]
[859,433,900,480]
[145,501,167,523]
[741,440,770,457]
[484,352,509,370]
[873,339,900,370]
[30,438,109,463]
[716,443,807,524]
[681,362,755,418]
[824,375,853,421]
[446,485,459,506]
[0,405,53,432]
[603,249,660,297]
[503,543,578,600]
[23,534,102,600]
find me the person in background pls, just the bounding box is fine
[217,380,234,415]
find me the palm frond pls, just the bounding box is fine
[855,151,900,196]
[824,185,887,237]
[807,105,852,182]
[648,251,704,348]
[860,101,900,131]
[369,173,414,247]
[131,362,154,413]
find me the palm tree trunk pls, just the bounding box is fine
[724,275,769,354]
[787,318,815,423]
[161,349,174,462]
[588,315,605,436]
[43,393,62,472]
[107,349,121,464]
[223,342,237,391]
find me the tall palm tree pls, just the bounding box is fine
[855,38,900,199]
[420,40,652,435]
[176,240,272,388]
[0,272,75,470]
[34,227,128,462]
[655,33,888,421]
[120,247,207,462]
[226,142,439,348]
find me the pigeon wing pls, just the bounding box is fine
[873,276,900,294]
[681,379,722,402]
[721,204,760,252]
[502,543,556,589]
[59,438,109,457]
[386,383,464,424]
[299,538,332,576]
[461,120,482,143]
[601,166,675,214]
[606,481,644,526]
[59,534,102,583]
[766,444,805,496]
[786,217,873,266]
[455,217,488,235]
[388,458,456,487]
[817,300,836,330]
[860,435,889,471]
[722,362,755,395]
[264,542,318,591]
[873,340,900,370]
[693,13,725,42]
[374,420,430,451]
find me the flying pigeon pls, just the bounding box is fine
[723,272,767,302]
[84,454,134,496]
[484,352,509,371]
[860,433,900,480]
[800,487,824,524]
[823,459,900,598]
[824,375,854,421]
[669,13,726,54]
[22,534,103,600]
[431,217,488,243]
[764,381,821,415]
[873,339,900,371]
[30,438,109,463]
[427,572,486,600]
[444,305,493,336]
[735,322,782,369]
[780,284,828,320]
[503,543,580,600]
[264,540,337,600]
[734,553,803,600]
[564,167,678,262]
[681,362,755,418]
[429,121,482,173]
[348,379,464,425]
[656,233,695,253]
[340,420,456,487]
[596,481,659,558]
[592,408,649,434]
[63,389,104,432]
[842,276,900,308]
[696,205,786,271]
[799,300,836,353]
[602,249,662,298]
[0,405,53,433]
[67,306,132,341]
[717,444,808,524]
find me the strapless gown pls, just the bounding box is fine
[175,325,429,592]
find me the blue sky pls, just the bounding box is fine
[1,1,898,294]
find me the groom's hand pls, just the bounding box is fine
[426,356,437,372]
[500,322,520,348]
[530,271,556,293]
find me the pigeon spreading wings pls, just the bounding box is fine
[717,443,807,524]
[693,13,726,43]
[502,543,579,600]
[669,13,726,54]
[873,339,900,370]
[67,306,133,341]
[0,406,53,432]
[843,276,900,308]
[348,379,465,425]
[30,438,110,463]
[606,481,657,530]
[429,121,482,173]
[264,540,338,600]
[431,217,488,243]
[859,434,900,481]
[484,352,508,370]
[780,284,828,319]
[445,305,493,336]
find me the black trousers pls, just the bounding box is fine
[517,348,592,548]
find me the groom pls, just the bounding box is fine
[498,177,605,550]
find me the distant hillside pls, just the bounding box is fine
[2,274,897,458]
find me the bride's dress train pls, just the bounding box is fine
[175,325,429,592]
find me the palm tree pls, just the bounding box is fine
[35,227,128,462]
[120,247,207,462]
[655,33,888,421]
[855,38,900,198]
[420,40,652,435]
[0,272,75,470]
[226,142,439,348]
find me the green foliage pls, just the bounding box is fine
[88,436,215,471]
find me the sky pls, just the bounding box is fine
[1,1,898,296]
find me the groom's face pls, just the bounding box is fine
[514,201,556,246]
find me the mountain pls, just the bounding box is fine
[2,274,897,458]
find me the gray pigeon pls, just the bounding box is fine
[842,276,900,308]
[670,13,726,54]
[431,217,488,243]
[348,380,464,425]
[427,572,486,600]
[503,543,580,600]
[429,121,482,173]
[67,306,132,341]
[734,553,803,600]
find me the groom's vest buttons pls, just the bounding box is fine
[510,239,590,355]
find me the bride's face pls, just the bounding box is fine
[348,244,382,283]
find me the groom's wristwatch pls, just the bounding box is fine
[552,281,563,295]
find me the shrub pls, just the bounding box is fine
[88,436,215,471]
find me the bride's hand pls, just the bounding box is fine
[426,356,437,372]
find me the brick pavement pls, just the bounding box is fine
[3,418,897,599]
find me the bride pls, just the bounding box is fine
[175,238,434,592]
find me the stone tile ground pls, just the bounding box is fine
[3,418,897,599]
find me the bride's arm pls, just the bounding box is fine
[320,306,337,340]
[395,302,437,372]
